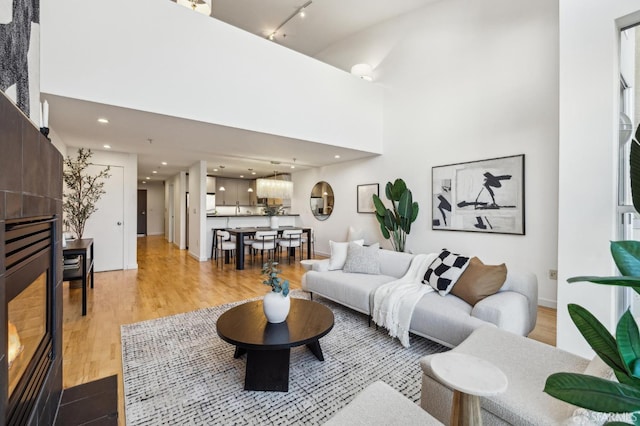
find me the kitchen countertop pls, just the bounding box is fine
[206,214,300,217]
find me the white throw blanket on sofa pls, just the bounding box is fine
[372,253,437,347]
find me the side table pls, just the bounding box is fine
[430,352,507,426]
[63,238,95,316]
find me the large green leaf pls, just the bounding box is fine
[568,304,627,375]
[375,213,390,239]
[372,194,386,216]
[411,201,419,222]
[631,136,640,214]
[383,210,398,232]
[544,372,640,413]
[389,179,407,201]
[617,310,640,377]
[398,190,412,232]
[569,276,640,293]
[611,241,640,277]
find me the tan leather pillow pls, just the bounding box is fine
[451,257,507,306]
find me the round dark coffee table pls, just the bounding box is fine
[217,298,334,392]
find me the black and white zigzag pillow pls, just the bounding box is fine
[423,249,470,296]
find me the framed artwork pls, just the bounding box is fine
[432,154,525,235]
[357,183,379,213]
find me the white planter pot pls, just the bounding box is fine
[270,215,279,229]
[263,291,290,323]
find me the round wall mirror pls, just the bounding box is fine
[310,181,334,221]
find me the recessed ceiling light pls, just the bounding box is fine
[161,161,167,166]
[213,168,218,172]
[290,165,295,169]
[142,181,147,184]
[103,144,111,149]
[146,176,151,180]
[300,8,306,18]
[152,170,157,174]
[97,118,109,124]
[240,175,244,178]
[334,155,341,159]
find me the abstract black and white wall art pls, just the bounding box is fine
[432,154,525,235]
[0,0,40,121]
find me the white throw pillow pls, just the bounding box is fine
[343,243,381,274]
[347,226,366,243]
[328,239,364,270]
[423,249,470,296]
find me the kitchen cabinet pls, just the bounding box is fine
[206,176,216,193]
[236,180,251,205]
[216,178,255,206]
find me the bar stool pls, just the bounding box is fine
[215,230,236,269]
[251,230,278,264]
[278,229,303,263]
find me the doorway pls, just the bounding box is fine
[137,189,147,236]
[83,165,124,272]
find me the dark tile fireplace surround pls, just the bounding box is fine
[0,91,63,425]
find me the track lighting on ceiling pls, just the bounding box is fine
[267,0,312,42]
[176,0,212,16]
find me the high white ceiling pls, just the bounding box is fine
[47,0,432,182]
[212,0,432,57]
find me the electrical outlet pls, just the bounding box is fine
[548,269,558,280]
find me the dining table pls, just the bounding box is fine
[226,226,312,270]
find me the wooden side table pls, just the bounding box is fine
[63,238,95,316]
[430,352,507,426]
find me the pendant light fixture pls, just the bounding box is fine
[218,165,226,191]
[256,170,293,199]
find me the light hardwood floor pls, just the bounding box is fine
[62,235,557,424]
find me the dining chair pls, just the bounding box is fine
[251,230,278,264]
[278,229,303,263]
[215,230,236,269]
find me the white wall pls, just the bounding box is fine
[40,0,383,153]
[138,181,164,236]
[294,0,560,307]
[164,180,173,243]
[557,0,640,357]
[166,172,187,249]
[188,161,207,260]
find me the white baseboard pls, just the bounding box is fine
[148,232,164,236]
[537,298,557,309]
[188,251,207,262]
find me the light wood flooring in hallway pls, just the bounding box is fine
[62,235,556,424]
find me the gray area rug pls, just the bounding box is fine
[121,290,447,425]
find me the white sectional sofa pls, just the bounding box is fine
[301,249,538,348]
[419,326,615,425]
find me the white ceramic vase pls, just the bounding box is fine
[263,291,290,323]
[270,215,279,229]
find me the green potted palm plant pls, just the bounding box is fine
[261,260,290,323]
[543,127,640,421]
[372,178,419,252]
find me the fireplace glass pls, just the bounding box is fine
[7,272,47,399]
